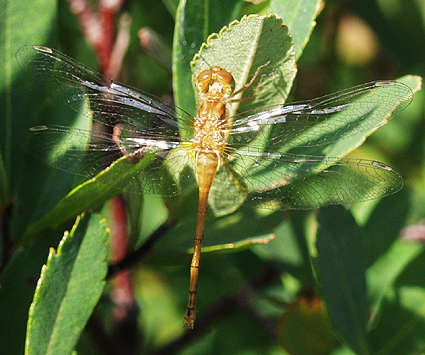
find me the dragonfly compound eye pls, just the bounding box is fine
[197,67,235,95]
[197,69,213,93]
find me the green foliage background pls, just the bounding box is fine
[1,0,425,354]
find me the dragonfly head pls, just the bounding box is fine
[196,67,234,97]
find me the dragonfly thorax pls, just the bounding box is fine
[192,67,234,155]
[192,111,226,154]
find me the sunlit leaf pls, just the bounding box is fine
[173,0,245,114]
[25,214,109,355]
[22,154,154,244]
[271,0,322,59]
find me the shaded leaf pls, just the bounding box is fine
[366,239,423,328]
[252,213,315,283]
[361,190,423,325]
[362,190,411,267]
[316,207,369,355]
[278,296,340,354]
[137,195,168,249]
[0,0,62,241]
[369,252,425,355]
[0,0,57,169]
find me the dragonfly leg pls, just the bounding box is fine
[112,124,143,163]
[230,60,271,100]
[112,124,129,156]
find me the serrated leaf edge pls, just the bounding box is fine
[25,215,109,355]
[191,13,290,69]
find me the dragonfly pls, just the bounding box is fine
[21,45,412,328]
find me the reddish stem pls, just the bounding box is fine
[97,5,114,73]
[110,195,134,321]
[68,0,135,330]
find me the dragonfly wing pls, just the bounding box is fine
[18,45,194,135]
[230,151,402,210]
[29,125,195,197]
[229,81,412,151]
[68,92,187,139]
[21,46,199,196]
[17,45,105,90]
[29,125,123,178]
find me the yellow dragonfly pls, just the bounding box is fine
[23,45,412,328]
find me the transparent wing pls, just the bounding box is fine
[28,124,196,196]
[227,80,412,151]
[17,45,194,136]
[206,80,409,211]
[28,124,124,178]
[227,151,403,209]
[19,45,199,196]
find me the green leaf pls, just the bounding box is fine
[278,296,339,354]
[316,207,369,355]
[253,220,301,264]
[22,154,154,244]
[369,252,425,355]
[172,0,245,115]
[192,14,297,115]
[242,0,271,16]
[271,0,322,59]
[0,0,57,171]
[314,75,422,160]
[0,0,60,240]
[360,190,423,325]
[122,180,144,244]
[137,195,168,249]
[25,214,109,355]
[208,163,248,216]
[252,212,314,282]
[367,239,423,327]
[162,0,179,18]
[362,190,411,267]
[12,104,91,242]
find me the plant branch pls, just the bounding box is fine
[107,13,131,79]
[68,0,126,75]
[107,220,175,279]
